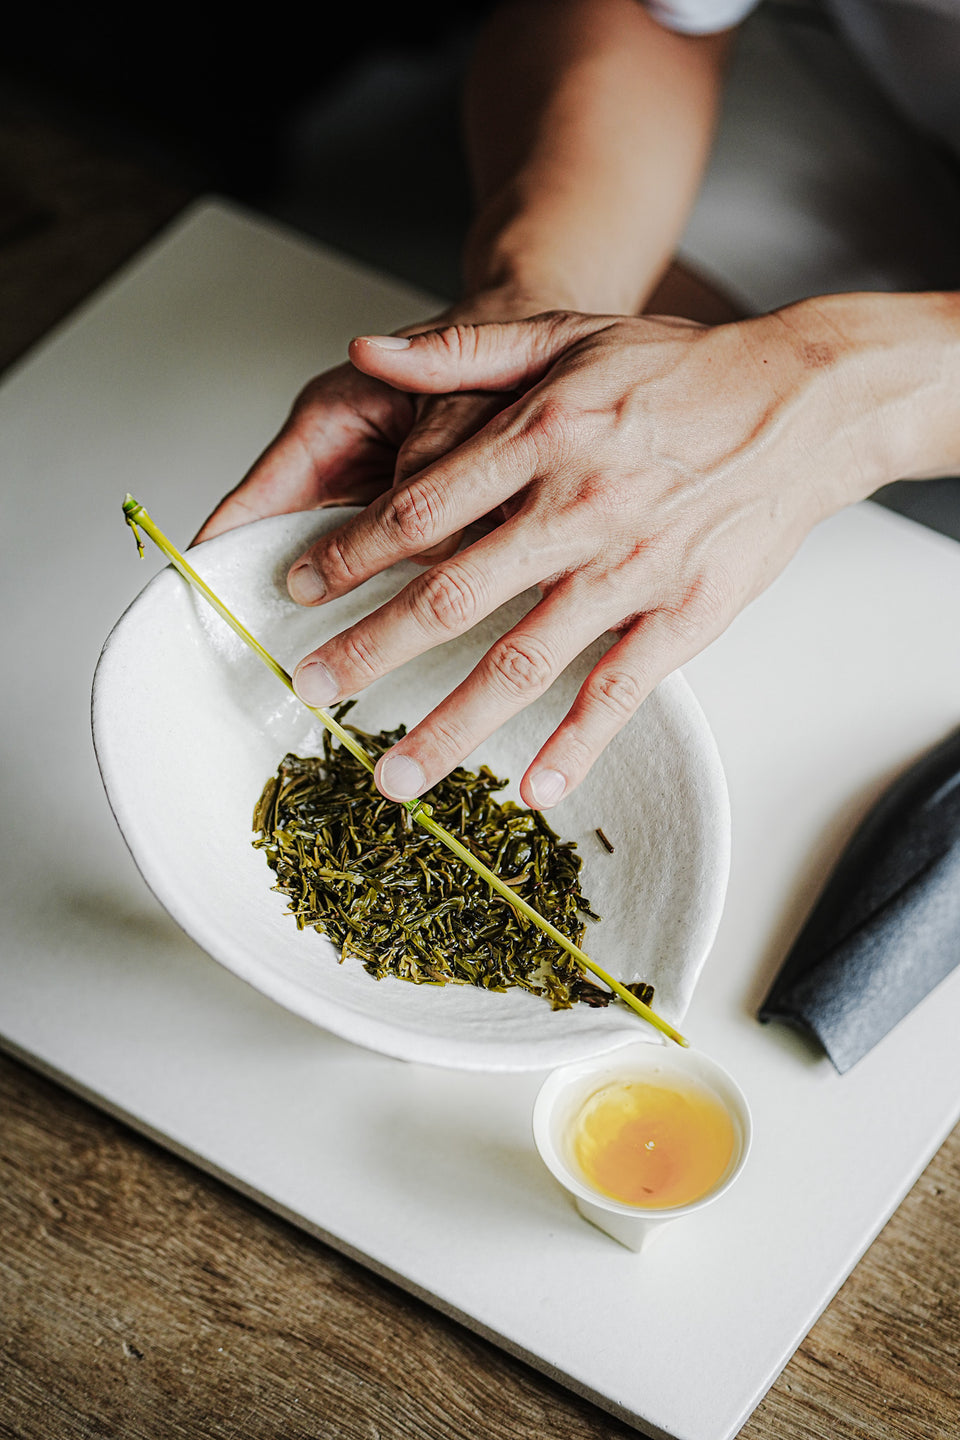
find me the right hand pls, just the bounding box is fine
[191,291,543,562]
[284,300,884,807]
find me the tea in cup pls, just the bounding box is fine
[533,1043,752,1251]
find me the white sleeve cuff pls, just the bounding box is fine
[643,0,758,34]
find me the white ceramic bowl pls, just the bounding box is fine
[92,509,730,1070]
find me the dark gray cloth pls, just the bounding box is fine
[760,725,960,1071]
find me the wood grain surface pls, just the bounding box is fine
[0,85,958,1440]
[1,1052,957,1440]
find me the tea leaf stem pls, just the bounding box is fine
[121,494,687,1047]
[413,804,687,1045]
[122,496,373,771]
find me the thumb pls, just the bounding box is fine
[348,312,610,394]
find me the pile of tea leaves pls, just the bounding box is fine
[252,707,654,1011]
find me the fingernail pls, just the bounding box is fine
[377,752,426,801]
[529,768,566,808]
[359,334,411,350]
[287,562,326,605]
[293,660,339,708]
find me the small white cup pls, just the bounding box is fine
[532,1042,752,1252]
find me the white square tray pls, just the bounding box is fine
[2,200,958,1440]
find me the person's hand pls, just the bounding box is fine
[287,303,886,808]
[192,291,541,557]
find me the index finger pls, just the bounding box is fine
[193,425,316,545]
[286,407,537,606]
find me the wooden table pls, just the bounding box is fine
[0,88,957,1440]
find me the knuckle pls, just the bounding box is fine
[339,630,384,685]
[416,392,461,423]
[531,308,584,348]
[517,395,579,470]
[407,394,451,440]
[396,422,452,480]
[441,323,472,358]
[316,531,363,590]
[557,726,595,773]
[418,324,476,385]
[393,448,428,486]
[572,471,634,523]
[666,569,734,642]
[410,566,481,633]
[693,568,736,624]
[584,668,645,723]
[383,481,444,548]
[485,634,556,699]
[403,425,443,460]
[540,307,577,329]
[425,712,474,761]
[523,395,567,442]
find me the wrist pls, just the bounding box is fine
[786,291,960,494]
[462,188,645,316]
[451,282,578,326]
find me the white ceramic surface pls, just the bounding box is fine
[91,508,730,1070]
[533,1044,753,1252]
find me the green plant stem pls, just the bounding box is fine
[122,494,688,1047]
[123,497,373,771]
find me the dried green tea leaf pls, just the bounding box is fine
[253,710,652,1011]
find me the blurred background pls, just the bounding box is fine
[0,4,492,373]
[1,0,957,536]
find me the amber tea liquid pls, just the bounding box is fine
[569,1074,737,1209]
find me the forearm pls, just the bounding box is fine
[461,0,732,315]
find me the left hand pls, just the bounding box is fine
[287,306,885,808]
[192,288,546,555]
